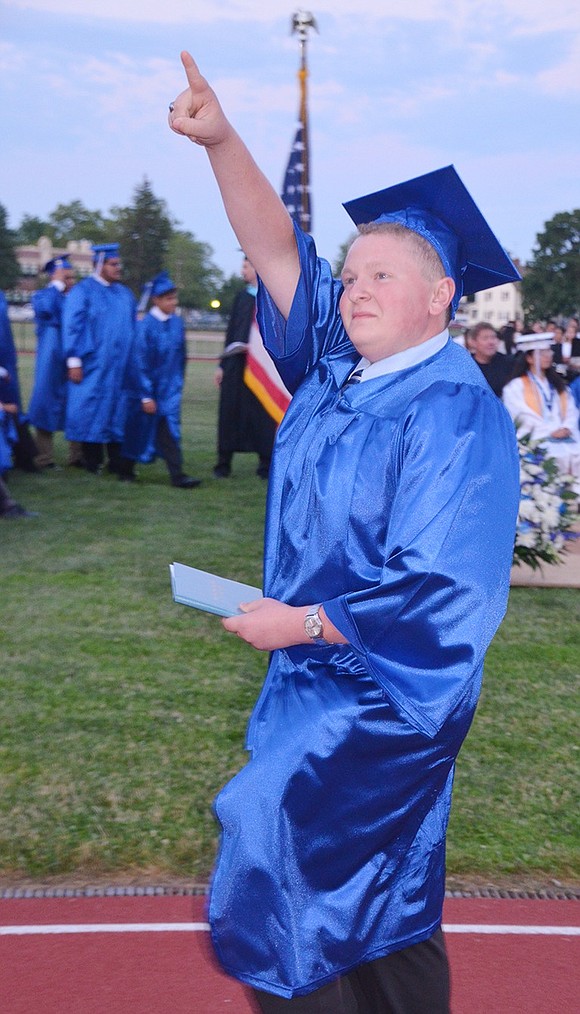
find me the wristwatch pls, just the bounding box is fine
[304,604,327,646]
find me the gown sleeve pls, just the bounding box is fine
[323,382,520,738]
[257,223,355,394]
[32,286,60,323]
[136,315,155,401]
[62,281,94,361]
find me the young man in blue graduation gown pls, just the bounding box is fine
[63,243,138,475]
[0,291,39,472]
[0,297,36,518]
[121,271,200,488]
[169,54,521,1012]
[28,256,78,468]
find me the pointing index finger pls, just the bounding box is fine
[181,50,202,88]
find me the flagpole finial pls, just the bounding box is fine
[291,11,318,44]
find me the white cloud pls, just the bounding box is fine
[506,0,580,35]
[0,1,443,24]
[536,35,580,93]
[0,40,27,74]
[1,0,578,276]
[4,0,579,32]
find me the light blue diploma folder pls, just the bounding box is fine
[170,562,263,618]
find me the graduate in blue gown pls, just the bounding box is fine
[0,291,22,411]
[0,335,18,478]
[0,291,39,472]
[169,54,521,1011]
[28,256,77,468]
[63,243,138,475]
[121,271,200,488]
[0,295,36,518]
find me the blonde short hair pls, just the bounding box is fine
[357,220,446,284]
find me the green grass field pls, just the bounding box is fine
[2,350,579,888]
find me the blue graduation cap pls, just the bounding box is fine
[342,165,521,316]
[91,243,120,263]
[44,256,73,274]
[150,271,176,297]
[137,271,177,313]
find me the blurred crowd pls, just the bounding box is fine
[458,317,580,497]
[1,246,277,519]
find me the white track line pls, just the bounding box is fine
[0,923,578,937]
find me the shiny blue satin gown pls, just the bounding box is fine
[122,310,186,462]
[208,226,520,998]
[63,277,137,443]
[28,285,67,432]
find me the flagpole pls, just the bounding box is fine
[291,11,317,232]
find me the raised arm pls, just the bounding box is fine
[169,51,300,320]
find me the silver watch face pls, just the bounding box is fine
[305,612,323,639]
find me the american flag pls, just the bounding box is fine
[281,122,312,234]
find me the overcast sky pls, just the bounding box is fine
[1,0,579,282]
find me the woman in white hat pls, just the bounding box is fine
[503,332,580,493]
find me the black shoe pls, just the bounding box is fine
[1,503,39,519]
[119,473,137,483]
[172,474,201,489]
[213,466,231,479]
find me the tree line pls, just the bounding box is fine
[1,179,579,321]
[0,178,245,317]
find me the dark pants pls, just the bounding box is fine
[82,441,122,474]
[215,452,271,478]
[253,928,450,1014]
[120,418,184,482]
[0,475,17,512]
[156,417,183,481]
[13,420,39,471]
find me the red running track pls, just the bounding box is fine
[0,895,578,1013]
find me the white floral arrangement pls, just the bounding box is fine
[514,432,579,569]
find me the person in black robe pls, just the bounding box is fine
[213,257,276,479]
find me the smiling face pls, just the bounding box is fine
[338,228,454,362]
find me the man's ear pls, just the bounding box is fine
[429,277,455,317]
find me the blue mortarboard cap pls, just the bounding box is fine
[343,165,521,316]
[91,243,120,263]
[150,271,176,297]
[44,256,73,274]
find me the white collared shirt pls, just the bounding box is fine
[352,329,450,381]
[150,306,171,322]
